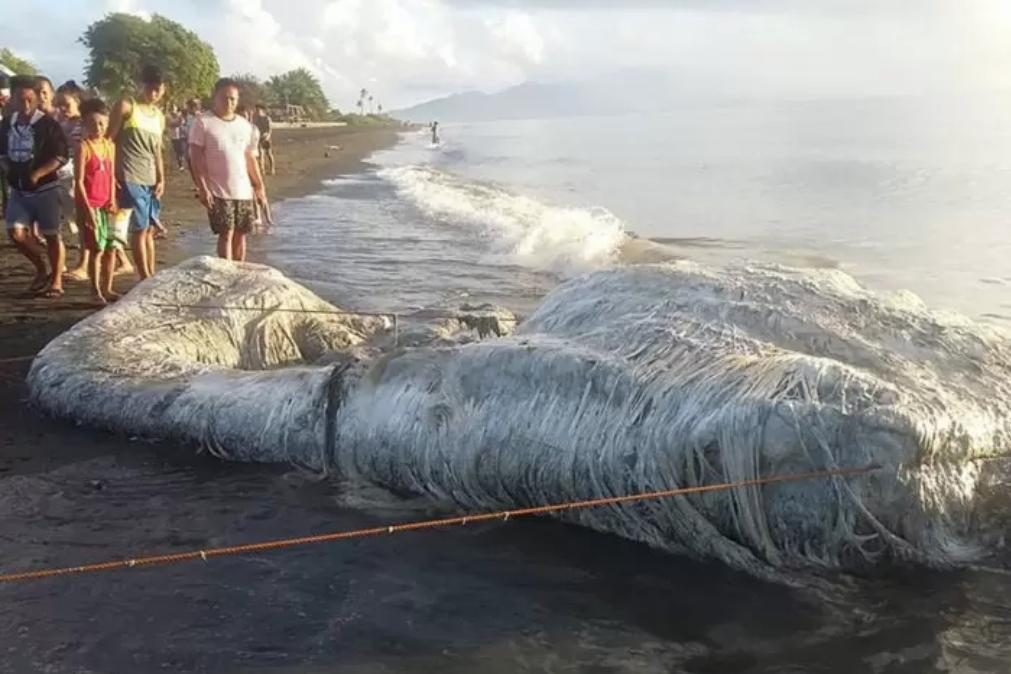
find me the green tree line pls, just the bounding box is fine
[81,13,340,119]
[228,70,331,119]
[0,47,38,75]
[6,14,389,122]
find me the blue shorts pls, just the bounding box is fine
[118,182,161,233]
[5,186,63,236]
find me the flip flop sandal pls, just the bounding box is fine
[37,288,65,299]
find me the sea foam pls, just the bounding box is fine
[379,166,628,275]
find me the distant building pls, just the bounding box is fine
[269,103,307,123]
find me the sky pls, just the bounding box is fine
[4,0,1011,110]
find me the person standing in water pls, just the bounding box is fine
[431,121,440,145]
[108,65,166,280]
[188,78,267,262]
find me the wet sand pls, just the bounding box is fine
[2,126,1009,673]
[0,125,400,328]
[0,125,398,471]
[0,331,999,673]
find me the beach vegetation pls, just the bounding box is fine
[331,112,397,127]
[230,73,269,108]
[264,68,330,120]
[80,13,220,102]
[0,47,37,75]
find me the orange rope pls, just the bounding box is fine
[0,464,878,584]
[146,302,520,322]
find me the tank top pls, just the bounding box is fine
[116,100,164,185]
[80,137,115,208]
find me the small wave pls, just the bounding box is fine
[649,236,747,249]
[321,176,376,187]
[618,238,682,265]
[764,251,842,270]
[378,165,628,276]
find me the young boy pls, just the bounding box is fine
[0,76,69,297]
[74,98,118,304]
[108,65,167,280]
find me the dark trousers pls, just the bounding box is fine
[171,138,187,169]
[0,168,7,218]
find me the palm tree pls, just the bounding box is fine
[377,103,383,115]
[368,95,374,114]
[358,88,368,115]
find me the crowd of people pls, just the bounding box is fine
[0,66,276,304]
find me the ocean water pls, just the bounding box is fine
[255,95,1011,325]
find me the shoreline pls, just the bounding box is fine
[0,124,400,475]
[0,125,401,328]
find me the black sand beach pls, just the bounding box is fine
[2,125,1009,674]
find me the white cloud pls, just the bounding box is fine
[6,0,1011,109]
[104,0,152,21]
[486,12,544,64]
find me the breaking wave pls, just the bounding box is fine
[27,257,1011,579]
[378,166,628,275]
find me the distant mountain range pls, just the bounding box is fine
[394,70,736,123]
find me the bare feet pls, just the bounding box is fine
[91,293,108,306]
[65,267,90,281]
[105,291,123,302]
[115,261,134,276]
[37,287,65,299]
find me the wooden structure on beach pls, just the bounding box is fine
[269,103,308,123]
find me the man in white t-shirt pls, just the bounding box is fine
[187,78,267,262]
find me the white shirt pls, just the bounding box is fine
[187,112,259,200]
